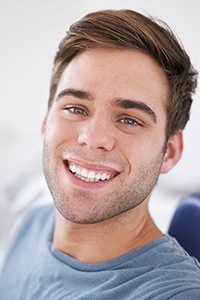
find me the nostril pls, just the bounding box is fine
[77,129,115,152]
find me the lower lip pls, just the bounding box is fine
[63,162,115,189]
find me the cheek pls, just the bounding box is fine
[120,135,150,158]
[44,116,76,147]
[123,136,165,166]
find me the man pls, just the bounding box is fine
[0,9,200,299]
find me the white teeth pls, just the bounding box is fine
[101,173,107,181]
[76,167,81,175]
[95,173,101,180]
[81,168,87,177]
[88,171,95,180]
[71,165,76,173]
[68,163,112,182]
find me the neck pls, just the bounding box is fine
[53,202,163,263]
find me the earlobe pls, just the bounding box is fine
[160,130,183,174]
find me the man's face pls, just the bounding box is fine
[43,48,169,224]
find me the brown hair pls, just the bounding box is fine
[48,9,198,139]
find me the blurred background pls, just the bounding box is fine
[0,0,200,233]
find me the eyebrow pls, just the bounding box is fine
[114,99,157,123]
[56,88,94,101]
[56,88,157,123]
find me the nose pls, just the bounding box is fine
[77,115,115,152]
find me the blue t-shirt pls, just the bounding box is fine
[0,205,200,299]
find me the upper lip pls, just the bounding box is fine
[62,156,121,174]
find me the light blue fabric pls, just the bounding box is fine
[0,205,200,299]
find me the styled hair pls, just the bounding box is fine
[48,9,198,139]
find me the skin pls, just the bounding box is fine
[42,48,183,263]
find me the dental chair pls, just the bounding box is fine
[168,192,200,261]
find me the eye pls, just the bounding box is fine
[119,117,142,127]
[63,106,87,116]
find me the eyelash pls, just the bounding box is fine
[63,106,88,115]
[119,117,142,127]
[63,106,143,128]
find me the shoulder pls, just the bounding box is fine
[148,235,200,276]
[120,235,200,298]
[18,204,55,230]
[169,288,200,299]
[6,204,55,254]
[147,235,200,296]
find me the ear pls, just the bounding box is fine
[160,130,183,174]
[41,115,47,136]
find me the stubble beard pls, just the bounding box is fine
[43,142,165,224]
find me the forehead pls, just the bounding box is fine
[55,48,169,113]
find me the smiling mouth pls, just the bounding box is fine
[65,161,118,182]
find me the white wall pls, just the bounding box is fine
[1,0,200,196]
